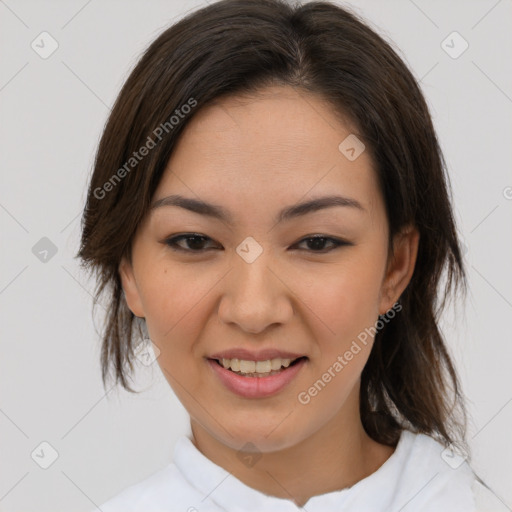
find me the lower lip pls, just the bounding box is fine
[207,358,307,399]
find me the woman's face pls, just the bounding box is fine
[120,85,418,453]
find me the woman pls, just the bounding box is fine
[78,0,496,509]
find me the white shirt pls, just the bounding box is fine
[94,430,502,511]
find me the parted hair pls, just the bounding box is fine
[77,0,468,450]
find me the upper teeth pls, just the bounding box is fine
[220,358,294,373]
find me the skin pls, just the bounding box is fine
[119,85,419,507]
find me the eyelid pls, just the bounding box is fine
[162,232,352,254]
[293,234,351,252]
[162,233,220,252]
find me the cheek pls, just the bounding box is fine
[139,266,211,398]
[137,264,207,348]
[297,257,384,344]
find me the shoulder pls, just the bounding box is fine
[393,432,508,511]
[93,462,202,512]
[472,477,510,512]
[385,430,478,511]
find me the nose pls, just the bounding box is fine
[217,249,294,335]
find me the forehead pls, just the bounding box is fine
[154,86,383,225]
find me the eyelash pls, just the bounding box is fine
[163,233,351,254]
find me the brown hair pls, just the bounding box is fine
[77,0,468,449]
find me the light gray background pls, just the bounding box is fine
[1,0,511,510]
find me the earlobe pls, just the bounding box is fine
[119,257,145,318]
[379,226,420,315]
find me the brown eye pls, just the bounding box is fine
[293,235,350,253]
[163,233,351,255]
[164,233,220,253]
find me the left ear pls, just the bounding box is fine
[378,224,420,315]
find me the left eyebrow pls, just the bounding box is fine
[150,194,365,226]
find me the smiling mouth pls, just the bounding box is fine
[210,356,308,378]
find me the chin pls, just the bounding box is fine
[218,423,305,454]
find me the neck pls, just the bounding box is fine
[189,387,396,507]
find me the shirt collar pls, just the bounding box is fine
[172,430,418,511]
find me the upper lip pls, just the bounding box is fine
[208,348,306,362]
